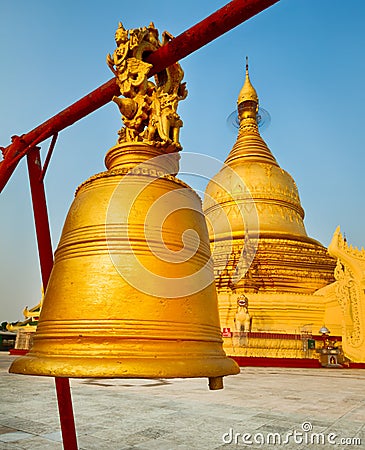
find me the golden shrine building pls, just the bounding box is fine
[203,63,365,368]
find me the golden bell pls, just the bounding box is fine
[10,142,239,389]
[10,21,239,389]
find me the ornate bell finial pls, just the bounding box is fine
[107,23,187,153]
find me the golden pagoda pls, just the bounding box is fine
[203,61,344,364]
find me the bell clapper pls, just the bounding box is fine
[208,376,224,390]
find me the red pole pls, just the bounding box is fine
[0,0,279,193]
[27,148,54,286]
[27,148,78,450]
[55,378,78,450]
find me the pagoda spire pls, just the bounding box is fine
[225,58,277,165]
[237,57,259,109]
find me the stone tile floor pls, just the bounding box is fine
[0,354,364,449]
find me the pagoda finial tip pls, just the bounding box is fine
[237,56,258,107]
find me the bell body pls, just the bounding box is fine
[10,143,239,381]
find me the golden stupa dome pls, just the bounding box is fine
[204,61,305,239]
[203,62,335,294]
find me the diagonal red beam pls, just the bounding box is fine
[0,0,279,193]
[145,0,279,76]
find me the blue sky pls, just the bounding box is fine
[1,0,365,321]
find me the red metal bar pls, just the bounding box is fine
[145,0,280,75]
[27,148,54,286]
[0,0,279,193]
[55,378,78,450]
[27,148,78,450]
[40,133,58,182]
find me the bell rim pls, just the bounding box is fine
[9,354,240,379]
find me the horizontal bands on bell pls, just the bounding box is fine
[28,338,228,359]
[54,243,213,266]
[76,169,195,198]
[55,225,212,262]
[34,319,223,342]
[60,223,212,248]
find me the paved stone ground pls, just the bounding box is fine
[0,354,364,449]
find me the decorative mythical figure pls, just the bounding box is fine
[234,294,251,333]
[107,22,187,152]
